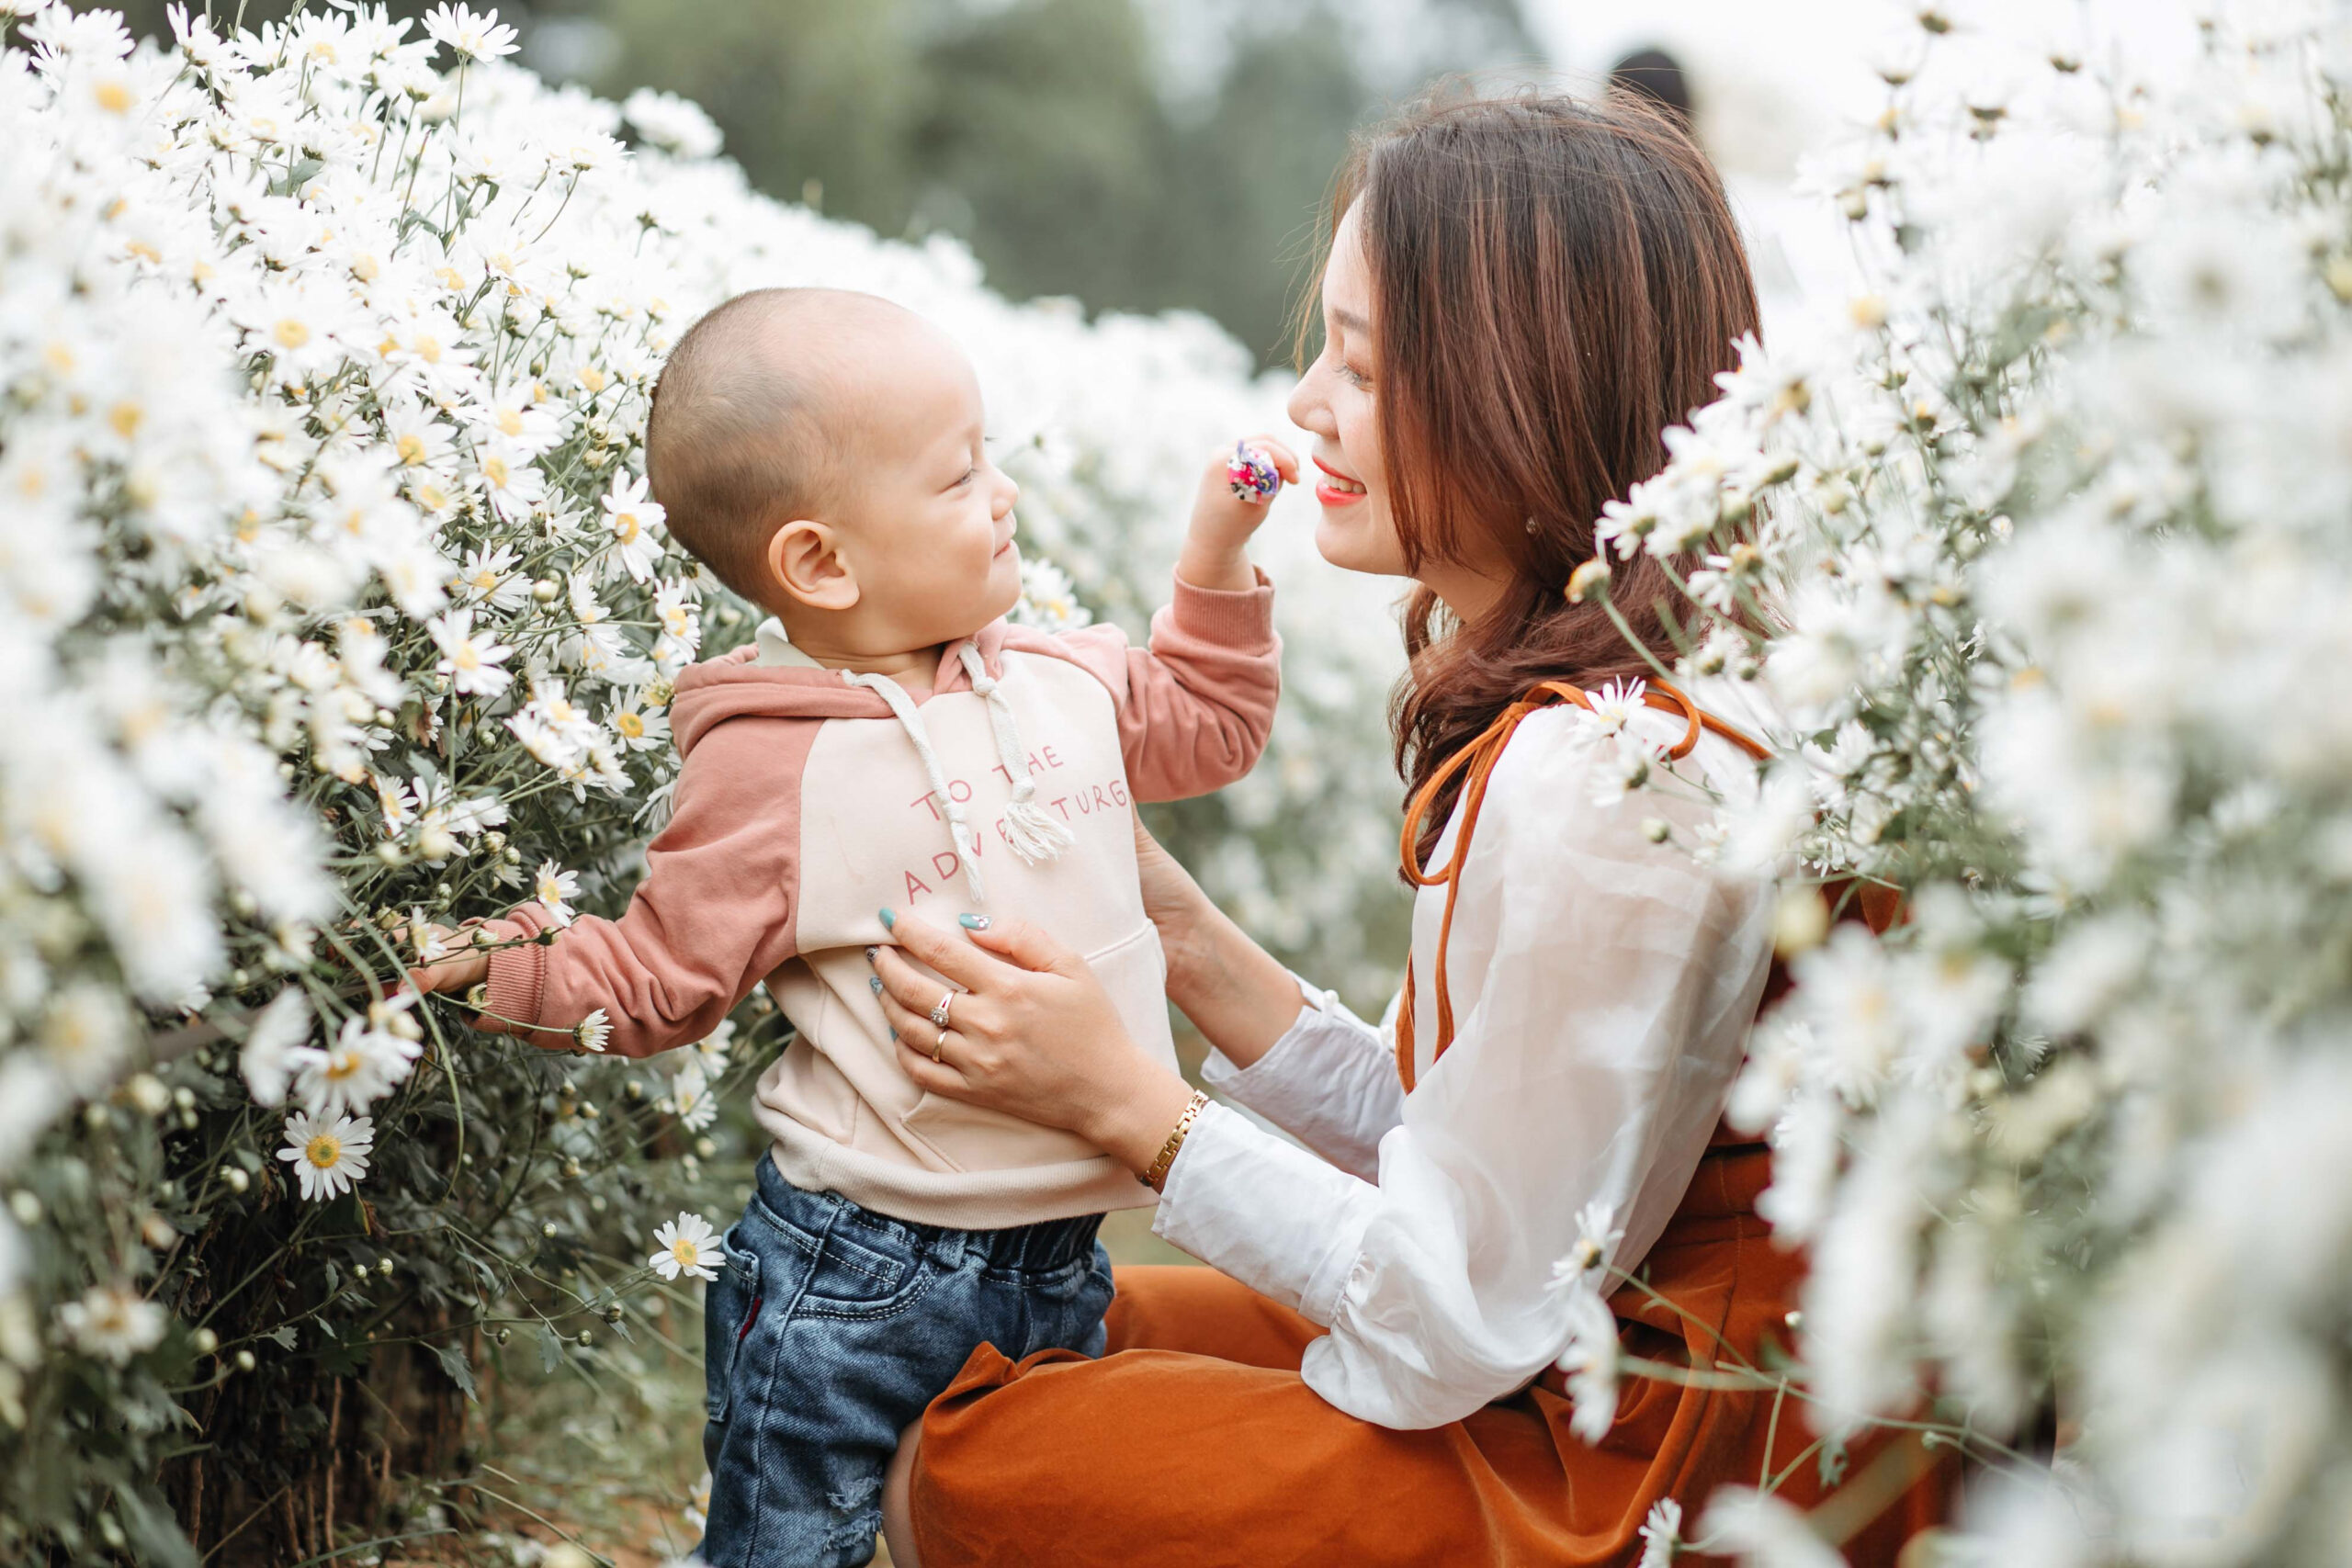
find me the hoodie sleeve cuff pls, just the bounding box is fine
[478,912,556,1045]
[1166,566,1276,651]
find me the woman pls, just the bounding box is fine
[860,92,1946,1564]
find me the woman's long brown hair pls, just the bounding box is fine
[1305,88,1760,871]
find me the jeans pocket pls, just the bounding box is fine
[702,1221,763,1423]
[788,1220,929,1320]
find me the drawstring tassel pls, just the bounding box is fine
[956,645,1076,867]
[1001,779,1072,863]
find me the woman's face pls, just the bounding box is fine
[1287,207,1408,581]
[1288,206,1510,619]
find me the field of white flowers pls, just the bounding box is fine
[5,0,2351,1563]
[0,1,1401,1560]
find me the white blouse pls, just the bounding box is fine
[1151,694,1778,1430]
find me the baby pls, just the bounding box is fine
[412,288,1292,1568]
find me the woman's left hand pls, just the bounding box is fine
[870,911,1197,1172]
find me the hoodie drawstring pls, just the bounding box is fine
[842,641,1073,907]
[955,644,1078,868]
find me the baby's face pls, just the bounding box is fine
[825,324,1023,649]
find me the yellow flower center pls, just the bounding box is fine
[274,318,311,350]
[396,434,426,465]
[614,712,645,739]
[496,408,524,436]
[415,334,443,364]
[95,80,134,114]
[305,1134,342,1168]
[612,513,639,544]
[109,402,142,439]
[671,1237,700,1267]
[451,643,481,671]
[482,456,510,489]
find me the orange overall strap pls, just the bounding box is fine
[1394,679,1768,1091]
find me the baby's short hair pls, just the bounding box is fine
[645,288,905,604]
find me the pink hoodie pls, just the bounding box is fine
[477,574,1280,1228]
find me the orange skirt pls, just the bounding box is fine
[909,1145,1950,1567]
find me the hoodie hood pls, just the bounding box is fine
[669,619,1014,757]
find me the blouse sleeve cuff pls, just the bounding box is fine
[1152,1100,1375,1325]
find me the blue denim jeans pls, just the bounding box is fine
[695,1154,1114,1568]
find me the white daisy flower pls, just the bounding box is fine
[399,917,447,970]
[380,400,459,471]
[535,861,582,928]
[239,987,313,1109]
[1582,677,1649,738]
[1549,1199,1626,1287]
[1636,1497,1682,1568]
[290,1012,421,1115]
[453,545,530,612]
[373,773,418,837]
[690,1019,736,1077]
[575,1010,612,1054]
[649,1212,725,1282]
[464,386,562,457]
[422,3,520,62]
[672,1057,718,1131]
[428,609,514,698]
[56,1284,167,1365]
[474,440,548,523]
[606,690,673,753]
[1555,1284,1621,1446]
[600,470,667,583]
[277,1111,376,1201]
[39,982,134,1096]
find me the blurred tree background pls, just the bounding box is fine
[106,0,1541,363]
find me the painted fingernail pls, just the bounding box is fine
[868,976,883,996]
[958,913,990,931]
[864,945,878,964]
[877,908,896,931]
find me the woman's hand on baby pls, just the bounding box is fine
[1177,434,1298,593]
[869,911,1196,1174]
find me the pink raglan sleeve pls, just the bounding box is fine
[1012,570,1281,803]
[473,716,808,1057]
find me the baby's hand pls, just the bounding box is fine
[399,921,492,998]
[1179,434,1297,592]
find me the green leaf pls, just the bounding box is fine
[430,1340,478,1402]
[537,1325,562,1376]
[113,1484,199,1568]
[264,1325,298,1350]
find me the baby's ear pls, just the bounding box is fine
[768,519,860,611]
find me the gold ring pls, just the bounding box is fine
[932,1028,946,1064]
